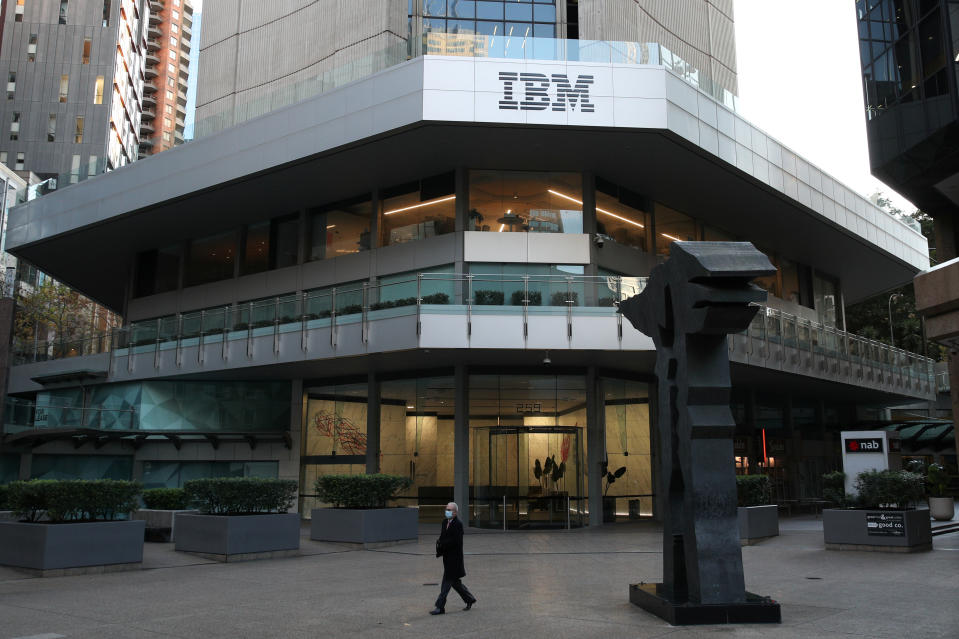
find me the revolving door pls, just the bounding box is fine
[471,426,586,529]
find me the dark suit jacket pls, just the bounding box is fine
[437,516,466,579]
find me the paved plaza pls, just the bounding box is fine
[0,515,956,639]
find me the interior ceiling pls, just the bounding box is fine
[11,121,922,310]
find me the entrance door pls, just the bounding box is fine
[471,426,584,529]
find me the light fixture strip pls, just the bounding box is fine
[547,189,645,229]
[660,232,682,242]
[383,195,456,216]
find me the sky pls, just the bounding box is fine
[733,0,917,214]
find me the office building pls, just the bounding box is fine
[0,1,936,527]
[139,0,192,155]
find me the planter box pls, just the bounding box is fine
[928,497,954,521]
[132,509,199,542]
[175,513,300,560]
[738,505,779,544]
[0,520,145,574]
[311,507,418,546]
[0,510,15,521]
[823,508,932,552]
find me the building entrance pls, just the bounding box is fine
[471,425,585,529]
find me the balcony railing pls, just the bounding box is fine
[9,274,936,396]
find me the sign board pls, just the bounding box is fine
[866,512,905,537]
[845,438,883,453]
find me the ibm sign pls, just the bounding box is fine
[498,72,595,112]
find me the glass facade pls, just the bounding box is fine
[415,0,558,41]
[186,231,236,286]
[602,378,652,518]
[469,262,586,306]
[143,460,278,488]
[469,170,582,233]
[30,454,132,480]
[1,454,19,483]
[595,179,648,250]
[380,173,456,246]
[308,197,372,260]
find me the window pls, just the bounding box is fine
[82,38,91,64]
[653,203,697,256]
[163,117,172,128]
[59,0,68,24]
[9,112,20,140]
[135,244,180,296]
[88,155,97,175]
[166,90,174,100]
[170,36,177,47]
[242,222,270,275]
[7,72,15,100]
[47,114,56,141]
[69,154,81,183]
[27,34,37,62]
[74,116,84,143]
[15,0,24,22]
[172,9,179,19]
[595,178,649,251]
[186,231,237,286]
[171,23,178,34]
[167,76,175,87]
[0,152,6,164]
[164,103,173,114]
[168,49,176,60]
[102,0,111,27]
[94,76,104,103]
[469,170,582,233]
[242,215,300,274]
[59,75,69,102]
[162,130,171,142]
[167,63,176,73]
[308,196,371,261]
[15,152,24,171]
[380,173,456,246]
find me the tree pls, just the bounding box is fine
[14,280,94,357]
[844,194,943,360]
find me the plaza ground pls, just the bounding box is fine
[0,514,956,639]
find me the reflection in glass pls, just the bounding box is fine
[469,170,582,233]
[654,203,697,255]
[381,187,455,246]
[595,190,647,250]
[309,198,371,260]
[186,231,236,286]
[243,221,270,275]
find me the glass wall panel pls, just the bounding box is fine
[30,454,132,480]
[381,175,455,246]
[780,258,802,305]
[142,461,278,489]
[273,216,299,269]
[469,374,587,528]
[309,197,371,260]
[602,378,652,520]
[376,265,455,308]
[654,203,697,255]
[468,263,585,307]
[242,222,270,275]
[186,231,237,286]
[305,280,365,316]
[1,454,20,483]
[156,244,180,292]
[814,272,839,328]
[381,376,457,521]
[595,190,647,250]
[138,381,291,432]
[470,170,583,233]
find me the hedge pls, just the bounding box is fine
[822,471,846,506]
[736,474,771,507]
[7,479,142,522]
[314,474,412,509]
[183,477,297,515]
[855,469,924,509]
[142,487,189,510]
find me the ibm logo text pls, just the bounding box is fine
[498,72,595,112]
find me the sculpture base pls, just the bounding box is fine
[629,583,781,625]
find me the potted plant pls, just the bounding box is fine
[174,477,300,561]
[601,462,626,523]
[736,474,778,544]
[925,463,954,521]
[822,469,932,552]
[310,473,416,547]
[133,487,198,542]
[0,479,145,574]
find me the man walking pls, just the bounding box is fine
[430,501,477,615]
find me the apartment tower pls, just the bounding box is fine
[139,0,192,156]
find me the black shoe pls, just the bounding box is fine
[463,599,476,611]
[430,608,445,615]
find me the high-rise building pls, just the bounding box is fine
[139,0,192,156]
[0,0,148,181]
[0,2,936,525]
[855,0,959,465]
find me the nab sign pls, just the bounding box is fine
[845,438,883,453]
[498,72,595,112]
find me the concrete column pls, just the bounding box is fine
[949,352,959,466]
[453,364,469,518]
[284,379,304,487]
[586,366,604,526]
[18,452,31,480]
[366,372,381,474]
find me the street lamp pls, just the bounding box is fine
[888,292,904,347]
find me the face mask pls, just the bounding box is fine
[445,510,453,519]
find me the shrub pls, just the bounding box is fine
[142,487,189,510]
[550,291,579,306]
[422,292,449,305]
[926,463,949,498]
[855,469,924,509]
[822,471,846,506]
[183,478,297,515]
[510,290,542,306]
[314,474,412,509]
[474,290,504,305]
[339,304,363,315]
[736,474,771,507]
[7,479,142,522]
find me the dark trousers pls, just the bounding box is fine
[435,576,475,610]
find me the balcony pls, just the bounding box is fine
[140,106,156,120]
[142,93,156,108]
[149,0,164,12]
[148,25,162,39]
[145,52,159,65]
[7,275,936,401]
[139,137,154,148]
[140,121,155,135]
[179,63,190,79]
[144,65,158,79]
[142,80,157,93]
[177,91,187,107]
[180,50,190,64]
[181,22,191,37]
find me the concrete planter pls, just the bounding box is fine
[133,509,198,542]
[0,520,145,574]
[0,510,16,521]
[823,508,932,552]
[738,505,779,544]
[928,497,954,521]
[174,513,300,561]
[311,507,418,546]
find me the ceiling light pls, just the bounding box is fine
[661,232,682,242]
[326,224,336,229]
[499,224,505,232]
[547,189,645,228]
[383,195,455,216]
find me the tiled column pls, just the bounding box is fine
[454,364,469,517]
[366,372,380,474]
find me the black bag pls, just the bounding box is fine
[435,538,442,557]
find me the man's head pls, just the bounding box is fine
[446,502,458,518]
